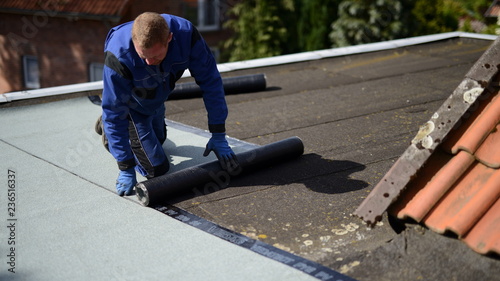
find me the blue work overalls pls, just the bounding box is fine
[101,14,228,178]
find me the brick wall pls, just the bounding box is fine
[0,13,110,93]
[0,0,236,94]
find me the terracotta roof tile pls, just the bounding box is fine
[490,5,500,17]
[463,198,500,254]
[476,123,500,168]
[390,150,475,222]
[356,38,500,256]
[422,160,499,235]
[442,92,500,155]
[388,87,500,255]
[485,0,500,18]
[0,0,129,17]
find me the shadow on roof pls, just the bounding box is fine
[162,153,368,205]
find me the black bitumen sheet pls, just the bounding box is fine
[137,137,304,206]
[166,38,499,281]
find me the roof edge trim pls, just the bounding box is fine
[209,32,497,77]
[0,8,122,22]
[0,81,103,103]
[1,32,496,103]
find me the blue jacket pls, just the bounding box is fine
[102,14,228,166]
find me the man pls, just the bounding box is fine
[97,12,238,196]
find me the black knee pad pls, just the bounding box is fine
[147,160,170,179]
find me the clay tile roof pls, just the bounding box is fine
[485,0,500,18]
[390,108,500,254]
[0,0,130,18]
[355,38,500,256]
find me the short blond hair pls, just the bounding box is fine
[131,12,170,49]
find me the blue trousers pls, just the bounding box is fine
[127,107,169,179]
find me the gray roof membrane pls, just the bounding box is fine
[0,97,319,281]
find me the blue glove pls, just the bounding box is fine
[203,133,240,171]
[116,168,137,196]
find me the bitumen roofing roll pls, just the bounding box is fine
[168,73,267,99]
[135,136,304,206]
[88,74,267,105]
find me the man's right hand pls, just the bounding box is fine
[116,168,137,196]
[203,132,240,172]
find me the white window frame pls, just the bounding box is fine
[197,0,220,32]
[89,62,104,82]
[23,55,40,89]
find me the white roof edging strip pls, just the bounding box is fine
[181,32,497,78]
[1,32,496,103]
[1,81,103,103]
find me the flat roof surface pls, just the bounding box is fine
[1,34,499,281]
[0,97,325,281]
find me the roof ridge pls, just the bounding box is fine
[0,0,129,18]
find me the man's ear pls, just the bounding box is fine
[167,32,173,43]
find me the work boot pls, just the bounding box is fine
[95,115,109,152]
[95,115,103,135]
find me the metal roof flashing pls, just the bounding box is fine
[1,32,496,103]
[354,35,500,256]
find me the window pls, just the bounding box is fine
[183,0,220,31]
[89,63,104,82]
[198,0,220,31]
[23,56,40,89]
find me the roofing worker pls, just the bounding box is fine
[96,12,238,196]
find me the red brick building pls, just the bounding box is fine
[0,0,234,93]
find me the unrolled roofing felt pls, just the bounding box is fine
[0,97,320,281]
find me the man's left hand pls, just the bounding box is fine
[203,133,240,171]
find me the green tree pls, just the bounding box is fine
[410,0,459,35]
[457,0,491,19]
[453,0,493,34]
[296,0,341,51]
[223,0,294,62]
[222,0,496,61]
[329,0,412,47]
[222,0,340,61]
